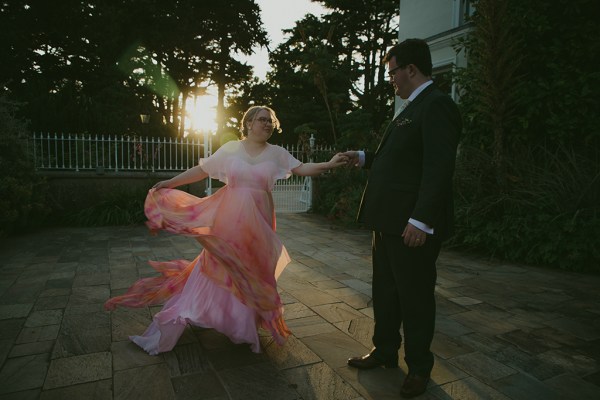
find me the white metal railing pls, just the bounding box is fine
[29,132,334,213]
[29,133,204,173]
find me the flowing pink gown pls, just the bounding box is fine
[104,140,302,354]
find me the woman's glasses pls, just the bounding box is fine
[256,117,273,124]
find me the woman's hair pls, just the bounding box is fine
[239,106,282,136]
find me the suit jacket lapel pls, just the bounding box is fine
[375,84,437,155]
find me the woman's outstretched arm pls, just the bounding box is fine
[153,165,209,189]
[291,153,348,177]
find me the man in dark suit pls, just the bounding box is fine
[342,39,462,398]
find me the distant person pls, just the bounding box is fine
[105,105,347,354]
[342,39,462,398]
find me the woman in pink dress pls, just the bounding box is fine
[104,106,347,354]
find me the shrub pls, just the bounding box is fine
[0,96,48,236]
[451,145,600,273]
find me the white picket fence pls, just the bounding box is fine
[29,133,333,213]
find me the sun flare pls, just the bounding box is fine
[184,91,218,136]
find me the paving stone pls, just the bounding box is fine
[261,335,321,370]
[219,362,300,400]
[164,342,211,376]
[110,307,152,341]
[430,376,510,400]
[302,330,371,369]
[0,354,49,394]
[360,307,374,319]
[73,273,111,287]
[544,373,600,400]
[44,279,72,290]
[206,343,267,371]
[435,291,467,316]
[311,303,365,324]
[44,352,112,389]
[508,347,568,380]
[498,329,561,355]
[52,312,110,357]
[431,332,473,360]
[68,286,110,306]
[451,310,517,336]
[334,317,374,350]
[111,341,163,371]
[16,325,60,344]
[544,317,600,341]
[194,328,237,351]
[310,279,346,290]
[24,309,63,328]
[33,296,69,311]
[490,371,561,400]
[337,292,371,309]
[286,288,340,306]
[171,371,228,400]
[281,362,361,400]
[39,379,112,400]
[114,363,175,400]
[283,302,316,320]
[430,356,470,385]
[339,279,372,295]
[0,318,25,340]
[38,288,71,298]
[8,340,54,358]
[536,348,598,377]
[0,304,33,320]
[63,303,105,316]
[336,365,405,400]
[448,296,482,306]
[435,315,474,337]
[449,352,517,383]
[287,315,339,338]
[0,339,11,366]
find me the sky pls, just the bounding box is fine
[243,0,327,80]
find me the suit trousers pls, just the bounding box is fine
[371,230,441,376]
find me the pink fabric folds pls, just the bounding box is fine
[104,140,303,353]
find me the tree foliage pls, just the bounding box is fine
[453,0,600,272]
[0,0,267,137]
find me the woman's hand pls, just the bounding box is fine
[339,151,359,167]
[152,180,173,190]
[328,153,349,169]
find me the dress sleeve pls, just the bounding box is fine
[273,145,302,180]
[198,140,238,183]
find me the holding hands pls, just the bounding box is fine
[339,151,360,167]
[328,153,350,168]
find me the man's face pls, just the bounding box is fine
[387,57,410,99]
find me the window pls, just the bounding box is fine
[432,65,454,97]
[459,0,475,25]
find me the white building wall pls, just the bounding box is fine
[395,0,472,102]
[398,0,456,41]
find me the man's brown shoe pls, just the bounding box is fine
[347,353,398,369]
[400,374,430,398]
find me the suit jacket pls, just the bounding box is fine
[358,84,462,239]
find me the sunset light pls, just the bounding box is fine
[185,90,218,136]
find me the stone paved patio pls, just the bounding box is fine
[0,213,599,399]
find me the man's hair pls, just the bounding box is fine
[383,39,433,77]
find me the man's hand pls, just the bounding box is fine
[339,151,360,167]
[402,223,427,247]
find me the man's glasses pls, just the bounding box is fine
[387,64,406,77]
[256,117,273,124]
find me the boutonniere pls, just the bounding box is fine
[396,117,412,127]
